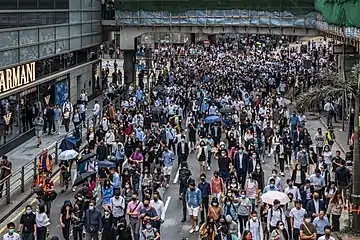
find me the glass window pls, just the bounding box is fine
[92,11,101,21]
[70,37,82,50]
[54,12,69,24]
[36,59,52,78]
[0,49,19,67]
[20,46,39,62]
[91,22,101,33]
[82,12,91,21]
[39,42,55,57]
[82,24,92,34]
[82,36,92,47]
[19,13,39,27]
[38,12,54,25]
[56,26,69,39]
[19,0,37,9]
[92,34,101,44]
[55,0,69,9]
[20,29,39,45]
[69,12,81,23]
[70,0,81,9]
[82,0,92,9]
[70,25,82,36]
[39,27,55,42]
[56,40,69,53]
[0,31,18,49]
[3,0,17,9]
[38,0,54,9]
[0,13,18,28]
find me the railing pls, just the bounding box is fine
[114,10,317,28]
[0,91,127,205]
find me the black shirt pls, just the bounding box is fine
[20,212,36,233]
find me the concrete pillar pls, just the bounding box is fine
[191,33,196,43]
[208,34,216,44]
[123,50,135,84]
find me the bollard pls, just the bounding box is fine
[21,166,25,193]
[6,178,10,204]
[55,142,59,164]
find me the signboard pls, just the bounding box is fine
[333,44,356,55]
[0,62,36,93]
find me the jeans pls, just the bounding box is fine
[36,227,47,240]
[73,226,83,240]
[200,196,209,223]
[54,120,61,133]
[129,218,141,240]
[85,232,99,240]
[22,232,35,240]
[238,215,248,234]
[332,214,340,231]
[63,119,70,132]
[293,228,300,240]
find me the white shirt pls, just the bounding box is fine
[93,103,101,115]
[150,199,165,220]
[324,102,334,112]
[110,196,126,217]
[318,236,335,240]
[3,233,21,240]
[289,207,307,228]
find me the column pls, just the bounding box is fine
[123,50,135,84]
[208,34,216,44]
[191,33,196,43]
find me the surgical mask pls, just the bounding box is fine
[279,225,284,230]
[272,173,276,177]
[305,219,311,223]
[226,202,231,206]
[252,217,257,221]
[325,232,331,237]
[270,183,275,188]
[125,184,130,188]
[9,229,15,235]
[227,193,232,197]
[26,210,32,214]
[89,206,94,211]
[212,203,218,206]
[105,212,110,218]
[256,166,261,170]
[144,203,149,208]
[241,194,246,199]
[231,179,236,183]
[146,225,152,230]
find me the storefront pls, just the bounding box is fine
[0,47,101,154]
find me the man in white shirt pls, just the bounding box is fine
[246,211,264,240]
[62,98,73,113]
[318,226,335,240]
[3,222,21,240]
[92,100,101,124]
[110,191,126,222]
[150,192,165,232]
[284,179,301,200]
[290,200,307,240]
[323,100,334,126]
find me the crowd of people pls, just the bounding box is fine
[2,35,355,240]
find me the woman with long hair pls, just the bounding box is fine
[101,179,114,207]
[291,163,306,189]
[327,191,344,231]
[324,181,337,207]
[199,216,217,240]
[208,197,223,221]
[36,204,50,240]
[270,220,289,240]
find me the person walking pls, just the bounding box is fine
[3,222,21,240]
[53,105,62,135]
[127,192,143,240]
[186,181,202,234]
[18,205,36,240]
[59,200,73,240]
[33,115,44,147]
[92,100,101,125]
[0,155,12,198]
[84,200,103,240]
[35,204,50,240]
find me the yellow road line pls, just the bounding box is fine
[0,174,60,234]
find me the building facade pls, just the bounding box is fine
[0,0,103,152]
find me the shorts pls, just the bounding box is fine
[187,205,200,217]
[163,166,173,175]
[35,129,42,137]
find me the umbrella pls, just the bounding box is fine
[261,191,290,205]
[219,107,234,114]
[78,152,96,164]
[58,149,79,161]
[151,106,163,114]
[97,160,116,168]
[73,171,97,187]
[204,115,222,124]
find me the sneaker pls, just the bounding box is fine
[189,228,195,234]
[262,160,265,163]
[72,188,76,192]
[268,153,271,157]
[195,225,199,232]
[281,172,285,176]
[207,166,210,171]
[166,184,170,188]
[181,218,186,223]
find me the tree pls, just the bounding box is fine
[295,63,360,232]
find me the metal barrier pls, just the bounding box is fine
[0,91,126,205]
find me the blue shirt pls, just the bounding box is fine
[162,151,174,167]
[112,172,120,189]
[313,216,329,234]
[263,185,280,193]
[198,181,211,198]
[186,188,202,208]
[54,108,62,121]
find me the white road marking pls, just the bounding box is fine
[173,167,180,184]
[163,196,172,219]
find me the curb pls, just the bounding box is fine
[318,117,347,154]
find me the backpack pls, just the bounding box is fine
[270,208,283,223]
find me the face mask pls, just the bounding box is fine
[227,193,232,197]
[270,184,275,188]
[305,219,311,223]
[212,203,218,206]
[252,216,257,221]
[146,225,152,230]
[226,202,231,206]
[232,179,236,183]
[9,229,14,235]
[215,175,219,178]
[89,206,94,211]
[313,196,319,200]
[132,197,137,201]
[26,210,32,214]
[105,212,110,217]
[272,173,276,177]
[201,178,205,182]
[325,232,331,237]
[239,150,243,153]
[256,166,261,170]
[241,195,246,199]
[279,225,284,230]
[144,203,149,208]
[153,197,158,202]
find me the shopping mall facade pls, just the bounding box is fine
[0,0,103,154]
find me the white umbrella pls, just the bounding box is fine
[58,149,79,161]
[261,191,290,205]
